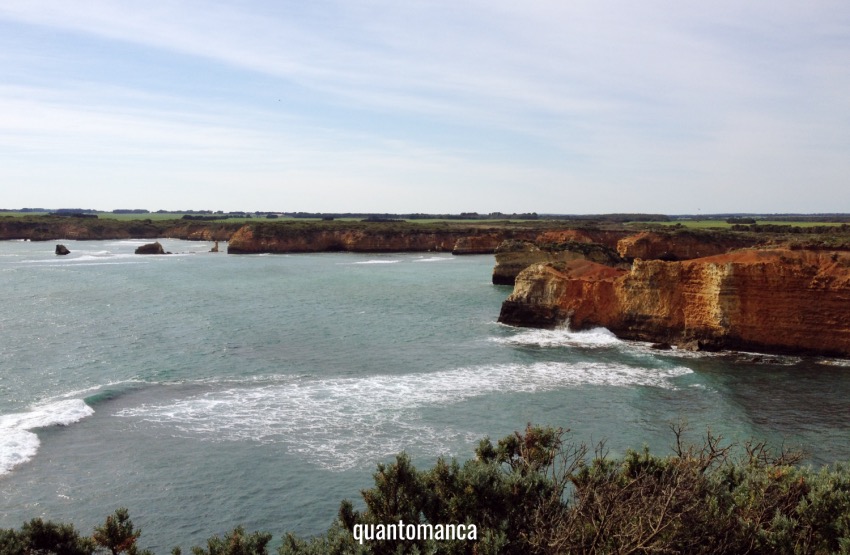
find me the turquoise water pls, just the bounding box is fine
[1,239,850,552]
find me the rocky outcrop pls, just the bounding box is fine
[499,249,850,357]
[616,230,755,261]
[55,244,70,255]
[536,229,631,249]
[492,239,627,285]
[135,241,166,255]
[493,229,763,286]
[452,235,505,255]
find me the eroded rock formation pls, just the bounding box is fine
[452,235,505,255]
[492,240,627,285]
[616,230,754,261]
[135,241,166,255]
[499,249,850,357]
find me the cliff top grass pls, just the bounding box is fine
[646,219,850,229]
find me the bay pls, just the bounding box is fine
[1,239,849,552]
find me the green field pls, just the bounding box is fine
[650,219,846,229]
[3,211,847,229]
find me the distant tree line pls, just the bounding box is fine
[48,211,98,219]
[731,223,850,234]
[4,425,850,554]
[181,215,234,221]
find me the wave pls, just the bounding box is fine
[413,256,452,263]
[493,327,810,366]
[627,342,804,365]
[493,326,621,348]
[115,362,691,471]
[352,260,401,265]
[16,252,142,265]
[0,399,94,476]
[82,380,153,407]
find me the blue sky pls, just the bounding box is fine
[1,1,849,214]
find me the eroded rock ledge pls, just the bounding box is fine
[499,250,850,357]
[491,228,771,285]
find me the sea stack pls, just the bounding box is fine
[55,244,70,255]
[135,241,166,255]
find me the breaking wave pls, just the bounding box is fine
[0,399,94,476]
[493,326,622,348]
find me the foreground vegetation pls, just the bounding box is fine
[4,425,850,554]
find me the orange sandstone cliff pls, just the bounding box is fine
[499,249,850,357]
[616,230,755,261]
[492,239,628,285]
[492,229,759,285]
[226,223,538,254]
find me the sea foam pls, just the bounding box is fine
[116,362,691,471]
[0,399,94,475]
[492,326,621,348]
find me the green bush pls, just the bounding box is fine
[4,426,850,554]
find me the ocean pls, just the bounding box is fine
[1,239,849,552]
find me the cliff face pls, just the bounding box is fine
[498,260,626,323]
[453,234,513,255]
[536,229,631,249]
[616,230,755,261]
[226,223,539,254]
[227,225,449,253]
[499,249,850,357]
[492,239,627,285]
[493,229,759,286]
[0,218,239,241]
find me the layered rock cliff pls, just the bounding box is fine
[492,228,761,286]
[492,239,627,285]
[226,223,538,254]
[499,249,850,357]
[616,230,755,261]
[0,217,240,241]
[536,229,631,249]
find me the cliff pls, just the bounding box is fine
[452,234,532,255]
[0,217,240,241]
[616,230,756,261]
[492,239,627,285]
[499,249,850,357]
[492,228,761,286]
[536,229,631,249]
[226,222,538,254]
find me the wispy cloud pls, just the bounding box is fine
[1,1,849,212]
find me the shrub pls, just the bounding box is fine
[4,426,850,554]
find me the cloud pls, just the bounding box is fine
[1,1,849,212]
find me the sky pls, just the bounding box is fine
[1,1,849,214]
